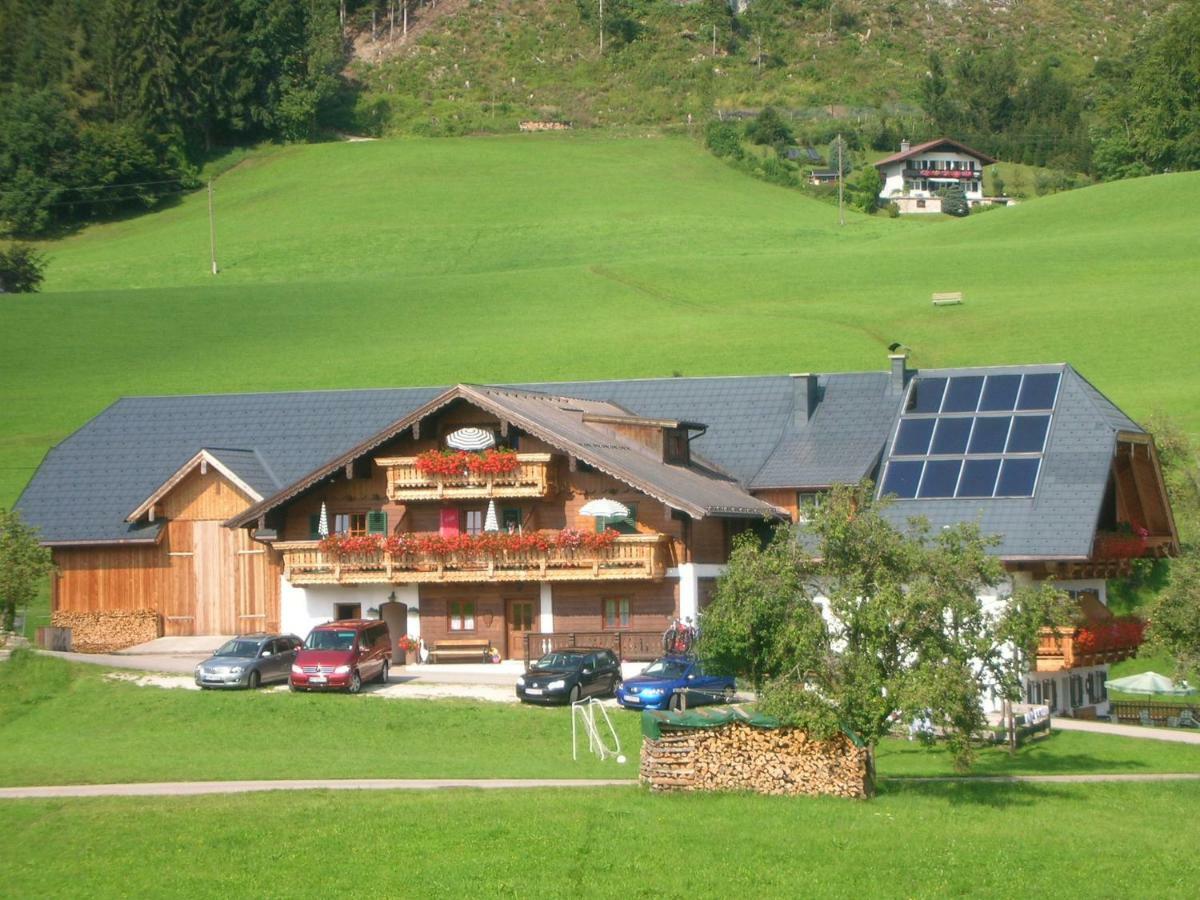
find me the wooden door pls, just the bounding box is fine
[505,599,536,661]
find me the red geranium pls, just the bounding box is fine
[414,449,520,477]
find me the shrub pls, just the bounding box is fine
[937,184,969,217]
[705,120,744,159]
[745,107,794,151]
[0,244,46,293]
[886,201,900,218]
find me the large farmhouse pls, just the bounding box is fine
[17,356,1178,717]
[875,138,996,214]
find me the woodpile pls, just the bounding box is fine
[50,610,161,653]
[640,721,868,799]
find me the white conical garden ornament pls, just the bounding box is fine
[579,498,630,518]
[317,501,329,537]
[445,427,496,450]
[484,499,500,533]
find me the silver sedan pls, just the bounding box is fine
[194,634,303,689]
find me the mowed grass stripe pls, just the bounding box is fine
[1,783,1198,897]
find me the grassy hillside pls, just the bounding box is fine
[3,133,1198,506]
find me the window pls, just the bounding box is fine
[449,601,475,632]
[796,491,823,522]
[334,513,367,536]
[465,509,484,535]
[502,508,522,532]
[603,598,631,629]
[663,428,690,465]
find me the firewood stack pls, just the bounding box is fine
[640,721,868,799]
[50,610,161,652]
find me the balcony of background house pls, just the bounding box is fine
[275,530,672,585]
[375,450,557,501]
[1034,618,1144,672]
[902,166,977,179]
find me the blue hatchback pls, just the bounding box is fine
[616,656,735,711]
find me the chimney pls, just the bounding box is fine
[889,353,909,392]
[790,373,820,426]
[900,139,911,153]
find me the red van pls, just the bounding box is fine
[290,620,392,693]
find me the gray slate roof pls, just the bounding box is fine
[750,372,905,489]
[15,364,1142,559]
[875,365,1142,560]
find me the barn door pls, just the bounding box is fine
[192,521,234,635]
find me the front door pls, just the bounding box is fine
[506,599,536,661]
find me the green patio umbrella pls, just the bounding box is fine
[1104,672,1197,696]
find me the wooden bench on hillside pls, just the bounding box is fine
[428,638,490,663]
[932,291,963,306]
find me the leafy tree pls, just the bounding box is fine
[0,243,47,293]
[701,483,1009,786]
[991,583,1074,750]
[853,166,882,213]
[0,86,77,235]
[745,106,793,151]
[937,183,969,217]
[0,508,53,632]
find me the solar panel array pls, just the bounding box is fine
[880,372,1061,500]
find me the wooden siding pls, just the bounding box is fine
[753,489,798,523]
[54,469,278,635]
[418,583,538,659]
[550,582,678,634]
[159,468,256,521]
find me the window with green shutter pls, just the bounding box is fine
[308,513,321,539]
[596,502,638,534]
[366,510,388,535]
[502,508,521,531]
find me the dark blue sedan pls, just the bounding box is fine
[616,656,736,711]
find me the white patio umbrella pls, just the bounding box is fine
[579,498,629,519]
[446,427,496,450]
[484,499,500,533]
[1104,672,1196,696]
[317,501,329,537]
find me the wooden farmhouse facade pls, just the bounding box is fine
[18,357,1178,717]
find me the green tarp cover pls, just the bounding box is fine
[640,704,864,747]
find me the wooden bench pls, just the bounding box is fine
[428,638,490,663]
[931,291,963,306]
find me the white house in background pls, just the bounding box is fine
[875,137,996,214]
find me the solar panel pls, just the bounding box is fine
[879,371,1060,501]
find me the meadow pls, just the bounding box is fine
[3,782,1199,898]
[2,652,1198,788]
[3,133,1198,509]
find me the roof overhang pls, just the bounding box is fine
[127,449,263,523]
[229,385,782,528]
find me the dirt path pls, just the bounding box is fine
[0,778,637,800]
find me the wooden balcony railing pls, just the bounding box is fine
[374,452,556,500]
[1092,531,1173,560]
[523,631,665,667]
[277,533,672,586]
[1034,624,1142,672]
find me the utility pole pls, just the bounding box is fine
[712,24,716,55]
[599,0,604,54]
[403,0,408,37]
[756,34,762,74]
[207,179,218,275]
[837,134,845,227]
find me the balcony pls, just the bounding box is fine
[1092,531,1173,560]
[1034,621,1144,672]
[375,452,556,501]
[902,166,979,180]
[277,533,672,585]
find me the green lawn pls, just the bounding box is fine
[2,652,1198,788]
[2,783,1199,897]
[3,134,1199,507]
[1107,651,1199,707]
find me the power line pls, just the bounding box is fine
[0,178,195,198]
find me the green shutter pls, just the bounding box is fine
[502,508,521,531]
[367,510,388,535]
[308,514,321,539]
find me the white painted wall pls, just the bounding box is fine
[279,579,397,639]
[539,583,553,633]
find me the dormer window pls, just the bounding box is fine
[664,428,690,465]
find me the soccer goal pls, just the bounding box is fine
[570,697,624,763]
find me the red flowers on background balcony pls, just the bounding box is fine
[1094,521,1152,558]
[1074,617,1145,654]
[414,449,520,477]
[318,528,622,558]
